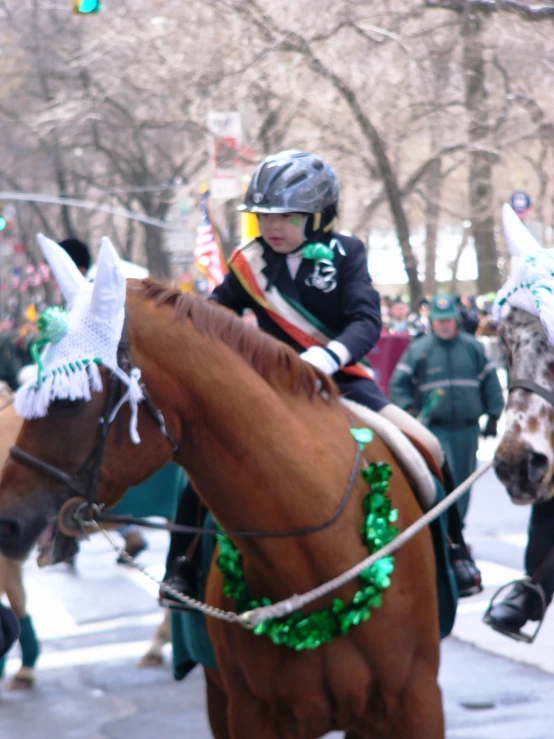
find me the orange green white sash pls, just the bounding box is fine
[229,240,374,380]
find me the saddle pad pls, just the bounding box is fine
[339,398,437,511]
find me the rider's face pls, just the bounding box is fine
[258,213,307,254]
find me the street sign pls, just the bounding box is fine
[207,112,243,200]
[510,191,531,215]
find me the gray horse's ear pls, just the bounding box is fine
[36,233,87,308]
[502,203,542,258]
[90,237,126,322]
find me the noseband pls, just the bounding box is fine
[509,378,554,409]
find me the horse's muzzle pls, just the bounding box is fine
[0,517,44,561]
[494,446,549,503]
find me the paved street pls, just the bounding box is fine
[2,425,554,737]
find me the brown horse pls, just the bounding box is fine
[0,382,39,689]
[0,281,442,738]
[0,381,171,675]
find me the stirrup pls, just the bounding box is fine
[483,579,547,644]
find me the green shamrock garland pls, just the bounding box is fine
[216,450,398,651]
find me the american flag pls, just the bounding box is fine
[194,191,227,288]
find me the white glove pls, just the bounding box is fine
[299,345,340,376]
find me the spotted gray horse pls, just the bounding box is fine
[494,204,554,504]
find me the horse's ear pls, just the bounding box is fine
[36,233,87,308]
[502,203,542,258]
[90,237,126,321]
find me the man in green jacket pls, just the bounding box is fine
[390,293,504,524]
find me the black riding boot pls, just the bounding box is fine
[484,497,554,640]
[159,482,204,611]
[442,461,483,598]
[484,580,548,641]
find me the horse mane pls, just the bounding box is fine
[138,279,338,402]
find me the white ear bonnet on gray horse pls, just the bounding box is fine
[14,235,144,443]
[494,204,554,346]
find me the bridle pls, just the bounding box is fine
[9,318,179,530]
[509,378,554,409]
[7,318,363,540]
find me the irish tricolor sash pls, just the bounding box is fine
[229,240,374,380]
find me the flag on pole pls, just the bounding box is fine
[194,191,227,289]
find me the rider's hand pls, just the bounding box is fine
[299,346,340,376]
[483,415,498,438]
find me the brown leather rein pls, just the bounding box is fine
[8,320,363,540]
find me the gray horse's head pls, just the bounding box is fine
[494,204,554,503]
[495,308,554,503]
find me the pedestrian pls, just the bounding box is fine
[389,293,504,593]
[0,318,20,391]
[57,237,149,564]
[384,297,410,334]
[0,602,19,659]
[159,150,478,607]
[458,293,480,335]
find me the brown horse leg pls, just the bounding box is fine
[138,609,171,667]
[4,559,40,691]
[205,668,230,739]
[389,658,444,739]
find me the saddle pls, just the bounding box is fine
[339,398,439,511]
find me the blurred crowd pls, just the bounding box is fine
[380,291,499,340]
[0,316,38,391]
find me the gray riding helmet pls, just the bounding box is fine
[238,150,339,216]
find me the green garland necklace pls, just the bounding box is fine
[216,437,399,651]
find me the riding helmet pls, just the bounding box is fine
[238,150,339,236]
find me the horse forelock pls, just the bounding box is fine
[502,307,554,448]
[135,279,338,402]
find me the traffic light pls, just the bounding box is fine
[0,206,5,232]
[73,0,101,13]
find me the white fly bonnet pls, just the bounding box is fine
[494,204,554,346]
[14,235,144,443]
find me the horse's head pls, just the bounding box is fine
[494,204,554,504]
[494,308,554,503]
[0,237,174,560]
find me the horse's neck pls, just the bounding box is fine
[132,299,355,539]
[169,348,352,535]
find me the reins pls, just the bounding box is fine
[93,460,494,627]
[7,309,499,629]
[9,315,362,542]
[96,439,362,539]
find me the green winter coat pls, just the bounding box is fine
[389,331,504,426]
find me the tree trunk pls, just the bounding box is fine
[143,224,170,279]
[462,12,500,293]
[424,157,441,296]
